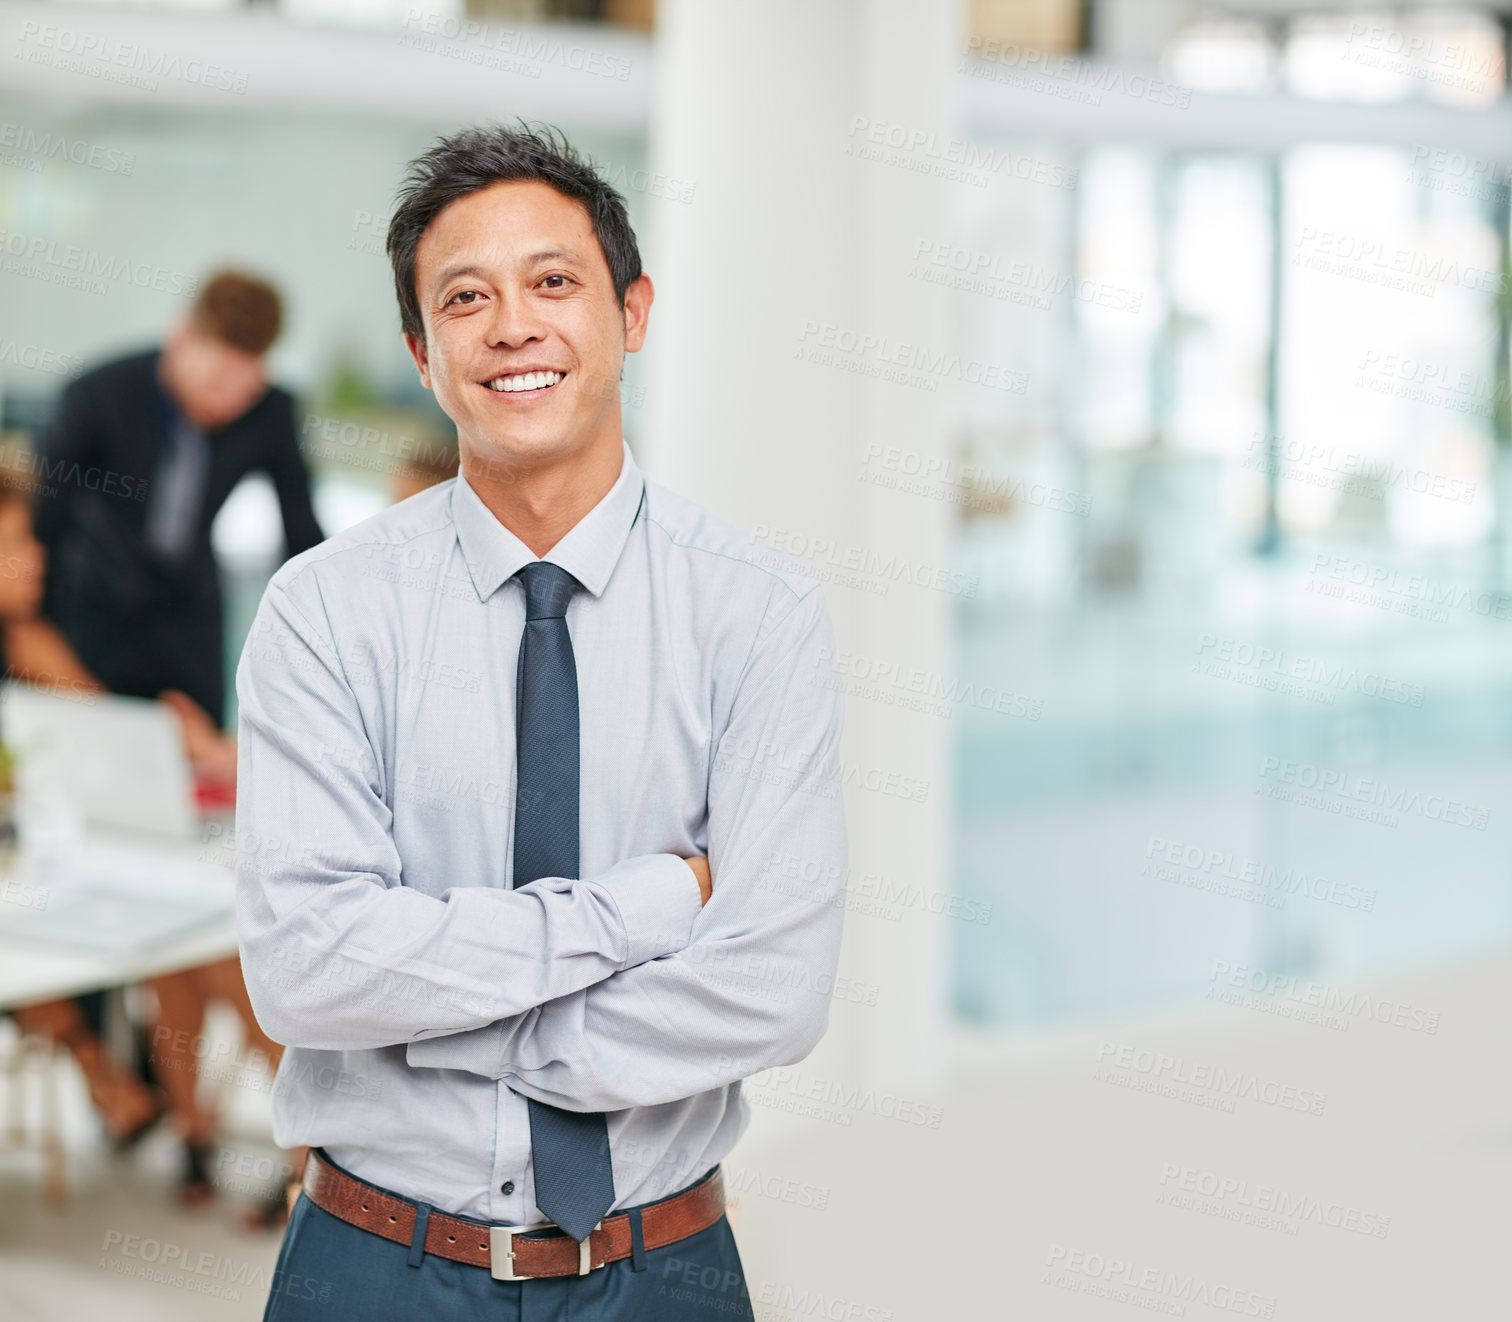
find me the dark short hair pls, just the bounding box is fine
[386,123,642,342]
[193,271,282,356]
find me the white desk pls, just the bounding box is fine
[0,828,239,1011]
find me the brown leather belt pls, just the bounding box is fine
[301,1148,726,1281]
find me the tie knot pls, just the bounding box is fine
[518,561,578,620]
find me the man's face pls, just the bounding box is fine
[160,325,268,431]
[404,179,652,479]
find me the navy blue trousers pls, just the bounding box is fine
[261,1165,756,1321]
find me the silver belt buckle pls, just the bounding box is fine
[489,1221,552,1281]
[578,1222,603,1276]
[489,1220,602,1280]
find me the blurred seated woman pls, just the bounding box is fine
[0,474,166,1145]
[0,461,297,1216]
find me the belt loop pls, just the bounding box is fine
[408,1203,432,1268]
[628,1208,647,1273]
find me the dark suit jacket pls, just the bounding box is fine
[33,350,323,724]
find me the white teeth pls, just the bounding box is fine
[487,371,562,393]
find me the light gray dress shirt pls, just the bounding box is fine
[235,440,847,1224]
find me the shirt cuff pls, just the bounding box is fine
[597,853,703,968]
[405,1023,501,1073]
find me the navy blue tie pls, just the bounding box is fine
[511,561,615,1243]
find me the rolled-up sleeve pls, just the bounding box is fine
[235,575,703,1052]
[405,582,848,1110]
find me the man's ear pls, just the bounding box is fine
[403,331,433,389]
[622,274,654,355]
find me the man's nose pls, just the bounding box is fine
[483,288,547,347]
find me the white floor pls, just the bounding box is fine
[0,1133,287,1321]
[733,955,1510,1321]
[2,956,1506,1320]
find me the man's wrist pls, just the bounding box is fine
[683,855,712,906]
[597,853,703,967]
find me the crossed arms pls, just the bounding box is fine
[235,571,847,1113]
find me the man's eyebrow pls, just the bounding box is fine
[431,262,490,291]
[520,247,588,267]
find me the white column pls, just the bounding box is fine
[644,0,964,1104]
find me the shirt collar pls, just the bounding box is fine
[451,439,645,603]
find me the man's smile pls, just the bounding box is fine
[480,369,567,395]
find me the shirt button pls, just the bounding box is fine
[501,1181,515,1196]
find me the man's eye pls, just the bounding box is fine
[541,275,569,289]
[448,290,480,306]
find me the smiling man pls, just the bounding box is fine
[236,125,847,1321]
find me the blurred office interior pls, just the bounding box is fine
[1,0,1509,1318]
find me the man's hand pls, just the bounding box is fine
[683,856,712,906]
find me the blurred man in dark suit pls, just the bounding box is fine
[33,271,323,726]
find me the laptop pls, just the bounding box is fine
[0,683,235,956]
[0,682,200,842]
